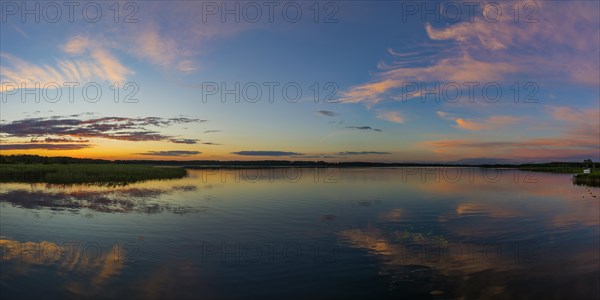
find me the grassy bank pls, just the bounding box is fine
[516,166,584,173]
[513,165,600,187]
[0,164,187,185]
[492,162,595,174]
[573,172,600,187]
[481,163,599,187]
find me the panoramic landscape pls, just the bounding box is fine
[1,1,599,299]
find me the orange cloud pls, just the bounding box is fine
[90,49,131,83]
[455,116,520,130]
[437,111,521,131]
[341,79,401,104]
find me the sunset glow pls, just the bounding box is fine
[1,0,598,162]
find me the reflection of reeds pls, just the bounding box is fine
[0,187,200,214]
[573,173,600,187]
[0,164,186,185]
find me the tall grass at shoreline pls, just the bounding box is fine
[0,164,187,185]
[506,165,599,187]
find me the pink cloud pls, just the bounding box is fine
[341,55,519,105]
[0,48,131,92]
[422,106,600,160]
[376,111,405,124]
[341,1,599,105]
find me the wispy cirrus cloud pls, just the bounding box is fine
[341,54,519,105]
[104,2,256,73]
[62,35,133,83]
[132,26,198,73]
[340,0,599,105]
[423,6,599,86]
[126,2,249,71]
[2,7,247,92]
[0,35,133,92]
[341,79,403,105]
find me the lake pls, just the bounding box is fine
[1,168,598,299]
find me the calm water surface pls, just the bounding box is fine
[1,168,599,299]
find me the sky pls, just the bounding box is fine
[0,0,598,162]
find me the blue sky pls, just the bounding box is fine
[1,1,599,162]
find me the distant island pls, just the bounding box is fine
[0,155,597,186]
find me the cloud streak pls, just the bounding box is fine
[1,35,133,92]
[423,106,600,160]
[169,138,199,144]
[436,111,521,130]
[135,150,201,157]
[0,143,92,150]
[31,137,90,143]
[231,151,303,157]
[377,111,405,124]
[345,126,382,132]
[316,110,337,117]
[1,116,203,142]
[338,151,391,155]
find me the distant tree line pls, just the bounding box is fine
[482,162,596,168]
[0,155,597,168]
[0,155,110,164]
